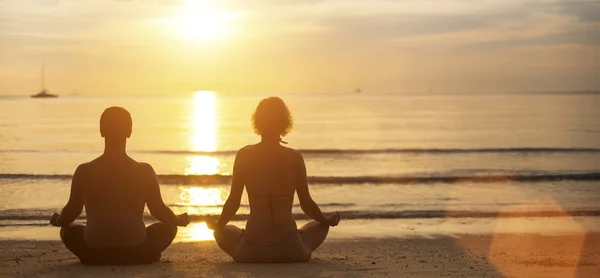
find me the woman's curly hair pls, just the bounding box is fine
[252,97,294,137]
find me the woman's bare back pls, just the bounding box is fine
[239,143,302,244]
[209,97,339,262]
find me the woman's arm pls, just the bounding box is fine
[211,149,245,229]
[296,152,331,225]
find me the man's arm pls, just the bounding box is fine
[145,163,188,226]
[296,152,331,225]
[54,165,85,226]
[209,149,245,230]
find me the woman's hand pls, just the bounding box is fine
[50,213,61,227]
[205,215,221,231]
[327,211,340,227]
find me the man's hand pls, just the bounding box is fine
[177,213,191,227]
[50,213,61,227]
[327,211,340,227]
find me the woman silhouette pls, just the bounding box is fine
[207,97,340,262]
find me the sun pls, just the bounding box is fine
[172,1,230,43]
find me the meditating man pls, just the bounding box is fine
[50,106,189,264]
[206,97,340,263]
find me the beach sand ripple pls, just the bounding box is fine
[1,234,598,277]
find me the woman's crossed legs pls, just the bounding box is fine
[214,220,330,262]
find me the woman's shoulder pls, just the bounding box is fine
[238,144,301,157]
[237,145,254,153]
[280,146,303,162]
[235,145,256,158]
[282,145,301,155]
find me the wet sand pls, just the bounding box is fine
[1,234,598,277]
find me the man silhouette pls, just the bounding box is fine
[50,106,189,264]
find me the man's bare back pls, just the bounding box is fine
[74,155,160,247]
[51,107,188,264]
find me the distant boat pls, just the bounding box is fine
[31,65,58,98]
[355,88,362,93]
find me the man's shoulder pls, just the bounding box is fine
[81,156,103,168]
[136,161,154,172]
[80,158,153,172]
[75,161,92,172]
[135,162,158,185]
[72,161,93,179]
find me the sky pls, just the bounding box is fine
[0,0,599,95]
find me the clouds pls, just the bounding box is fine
[0,0,598,94]
[319,14,488,41]
[292,0,600,48]
[552,0,600,22]
[5,0,597,48]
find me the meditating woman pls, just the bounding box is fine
[206,97,340,263]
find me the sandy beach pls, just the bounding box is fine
[1,234,598,277]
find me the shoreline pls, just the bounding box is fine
[1,234,599,277]
[3,217,600,243]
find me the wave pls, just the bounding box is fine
[168,203,355,209]
[141,147,600,155]
[2,172,600,185]
[1,209,599,224]
[2,147,600,155]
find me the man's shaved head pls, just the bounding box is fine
[100,106,132,139]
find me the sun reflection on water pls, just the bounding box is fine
[185,90,222,175]
[190,90,217,152]
[178,187,226,241]
[180,91,226,241]
[179,187,226,207]
[185,156,220,175]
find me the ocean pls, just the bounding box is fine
[1,92,599,241]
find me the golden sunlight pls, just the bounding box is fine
[171,0,232,43]
[179,187,225,207]
[177,186,226,241]
[191,90,217,152]
[176,186,227,242]
[180,222,215,241]
[185,156,220,175]
[185,90,222,175]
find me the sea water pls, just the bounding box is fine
[1,92,599,240]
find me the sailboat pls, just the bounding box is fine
[30,65,58,98]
